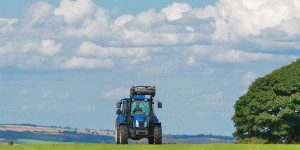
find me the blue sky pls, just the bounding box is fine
[0,0,299,135]
[0,0,217,16]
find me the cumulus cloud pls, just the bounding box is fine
[38,40,61,56]
[62,7,110,39]
[0,0,298,70]
[211,0,300,41]
[211,49,274,63]
[0,18,18,34]
[54,0,96,24]
[137,9,165,25]
[77,42,150,58]
[190,45,296,63]
[0,40,61,56]
[0,55,48,69]
[242,71,258,86]
[114,14,135,27]
[161,2,191,21]
[276,19,300,35]
[102,87,128,99]
[187,56,196,65]
[60,57,114,69]
[26,1,54,26]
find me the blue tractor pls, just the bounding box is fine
[115,86,163,144]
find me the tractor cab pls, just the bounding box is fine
[115,86,163,144]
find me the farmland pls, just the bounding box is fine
[0,144,300,150]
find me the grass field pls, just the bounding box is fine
[0,144,299,150]
[14,139,72,145]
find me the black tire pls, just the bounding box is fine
[148,138,154,144]
[153,125,162,144]
[120,125,129,144]
[115,120,120,144]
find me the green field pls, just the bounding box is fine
[0,144,299,150]
[14,139,72,145]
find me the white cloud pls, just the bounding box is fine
[0,40,61,56]
[190,46,297,63]
[27,1,54,26]
[211,0,300,41]
[53,0,96,24]
[187,55,196,65]
[161,2,191,21]
[276,19,300,35]
[20,41,39,53]
[60,57,114,69]
[0,0,298,70]
[186,26,195,32]
[136,9,165,25]
[242,71,258,86]
[19,89,28,95]
[0,55,47,69]
[62,7,110,39]
[193,5,217,19]
[0,42,15,54]
[211,49,274,63]
[77,42,150,58]
[102,87,128,99]
[114,14,135,27]
[0,18,18,34]
[38,40,61,56]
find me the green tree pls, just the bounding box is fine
[232,60,300,144]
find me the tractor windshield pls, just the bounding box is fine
[131,101,150,116]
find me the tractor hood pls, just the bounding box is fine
[134,116,147,122]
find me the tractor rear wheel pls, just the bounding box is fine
[119,125,128,144]
[153,125,162,144]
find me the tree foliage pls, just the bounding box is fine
[233,60,300,144]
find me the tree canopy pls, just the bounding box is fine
[232,60,300,144]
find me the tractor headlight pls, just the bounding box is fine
[135,120,139,127]
[144,121,147,127]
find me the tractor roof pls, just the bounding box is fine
[120,95,150,101]
[130,86,156,97]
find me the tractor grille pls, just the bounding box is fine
[139,121,144,127]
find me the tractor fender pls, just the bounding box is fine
[152,116,159,123]
[117,115,125,123]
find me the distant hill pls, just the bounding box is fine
[0,124,234,144]
[163,134,235,144]
[0,124,114,144]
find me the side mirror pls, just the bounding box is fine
[116,109,122,115]
[116,102,122,108]
[158,101,162,108]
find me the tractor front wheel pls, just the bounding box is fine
[153,125,162,144]
[119,125,128,144]
[148,137,154,144]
